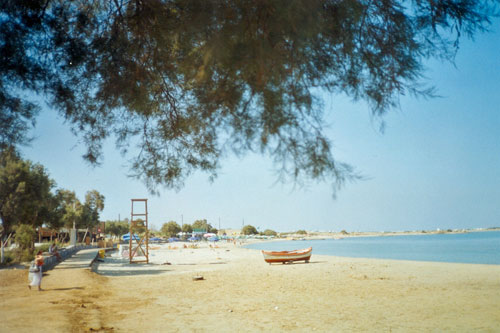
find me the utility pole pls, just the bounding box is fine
[70,202,77,246]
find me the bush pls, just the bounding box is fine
[241,225,258,235]
[0,251,15,265]
[14,224,36,250]
[161,221,181,238]
[262,229,277,237]
[18,248,35,262]
[7,248,35,263]
[37,243,51,253]
[296,230,307,235]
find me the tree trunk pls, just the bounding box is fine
[1,232,13,264]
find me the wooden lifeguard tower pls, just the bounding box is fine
[129,199,149,264]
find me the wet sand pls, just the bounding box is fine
[1,242,499,332]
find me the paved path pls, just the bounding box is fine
[52,248,100,270]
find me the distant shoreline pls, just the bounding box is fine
[276,227,500,241]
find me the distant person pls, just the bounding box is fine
[49,243,62,261]
[28,251,44,291]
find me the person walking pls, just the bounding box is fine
[28,250,44,291]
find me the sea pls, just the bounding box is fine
[245,230,500,265]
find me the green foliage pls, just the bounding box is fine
[181,224,193,233]
[241,225,258,235]
[192,219,217,234]
[15,248,35,263]
[262,229,277,237]
[36,243,51,253]
[2,1,495,195]
[0,250,14,265]
[296,230,307,235]
[131,219,147,235]
[0,149,54,237]
[14,224,36,250]
[106,221,129,237]
[80,190,105,229]
[161,221,181,238]
[57,189,81,230]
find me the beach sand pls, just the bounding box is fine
[1,241,499,332]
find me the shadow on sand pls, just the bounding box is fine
[96,268,171,277]
[267,260,327,266]
[48,287,85,291]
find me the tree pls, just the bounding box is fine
[192,219,217,234]
[181,224,193,234]
[130,218,147,236]
[161,221,181,238]
[242,225,258,235]
[57,189,82,230]
[0,149,54,239]
[106,220,129,238]
[1,1,496,194]
[14,224,36,251]
[262,229,277,237]
[79,190,105,229]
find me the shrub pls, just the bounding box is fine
[296,230,307,235]
[37,243,51,253]
[14,224,36,250]
[262,229,277,236]
[241,225,258,235]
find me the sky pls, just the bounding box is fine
[20,19,500,233]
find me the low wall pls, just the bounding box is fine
[40,245,97,271]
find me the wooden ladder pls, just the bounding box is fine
[129,199,149,264]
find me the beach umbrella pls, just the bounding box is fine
[168,237,180,242]
[203,233,216,238]
[188,236,200,242]
[208,236,219,242]
[122,233,139,241]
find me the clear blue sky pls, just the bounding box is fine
[21,20,500,232]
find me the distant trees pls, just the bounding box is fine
[0,149,105,263]
[192,219,217,234]
[81,190,105,230]
[130,218,147,236]
[161,221,181,238]
[262,229,277,237]
[0,149,54,242]
[105,221,129,239]
[181,224,193,234]
[242,225,258,235]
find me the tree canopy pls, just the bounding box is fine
[241,225,258,235]
[105,220,130,238]
[161,221,181,238]
[192,219,217,233]
[1,0,496,193]
[0,149,105,240]
[0,149,54,236]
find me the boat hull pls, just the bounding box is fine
[261,247,312,264]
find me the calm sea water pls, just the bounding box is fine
[245,231,500,265]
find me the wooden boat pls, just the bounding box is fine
[261,247,312,264]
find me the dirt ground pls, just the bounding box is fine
[1,245,499,332]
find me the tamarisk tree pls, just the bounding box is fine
[1,0,496,194]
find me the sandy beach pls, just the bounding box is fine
[1,241,499,332]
